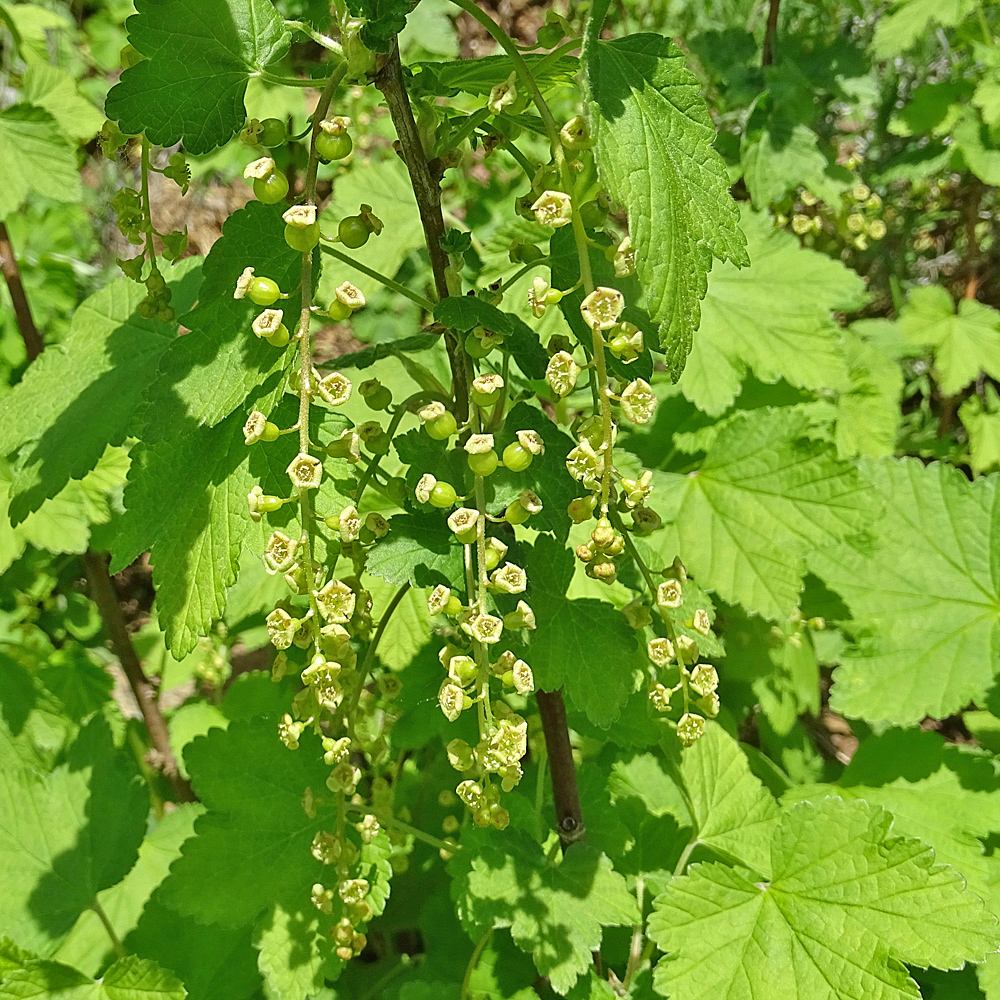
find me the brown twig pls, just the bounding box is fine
[84,551,196,802]
[762,0,780,67]
[535,689,585,850]
[0,220,44,361]
[375,42,469,422]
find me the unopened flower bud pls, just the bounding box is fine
[621,599,652,630]
[587,558,617,584]
[697,692,721,719]
[613,236,636,277]
[447,739,476,771]
[676,635,698,663]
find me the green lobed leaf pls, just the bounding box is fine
[808,458,1000,725]
[0,260,202,525]
[109,410,255,658]
[520,535,637,727]
[104,0,290,154]
[253,899,341,1000]
[345,0,412,52]
[650,797,999,1000]
[0,716,149,953]
[784,728,1000,912]
[653,407,875,619]
[54,805,204,977]
[898,285,1000,396]
[677,209,862,416]
[872,0,977,57]
[0,955,187,1000]
[0,104,81,220]
[410,54,579,98]
[20,63,104,143]
[325,334,439,371]
[584,18,748,376]
[451,829,639,995]
[156,718,335,928]
[158,202,311,429]
[365,512,466,590]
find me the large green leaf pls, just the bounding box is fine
[809,458,1000,725]
[0,717,149,954]
[584,18,748,376]
[678,210,862,416]
[521,534,638,728]
[156,718,334,928]
[873,0,977,56]
[0,104,80,219]
[451,830,639,995]
[654,407,875,619]
[650,797,999,1000]
[899,285,1000,396]
[785,728,1000,911]
[0,259,202,525]
[0,955,186,1000]
[741,122,834,210]
[19,63,104,143]
[105,0,290,154]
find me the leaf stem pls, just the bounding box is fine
[91,899,126,960]
[284,19,344,53]
[622,878,645,990]
[461,927,493,1000]
[319,243,435,311]
[259,70,327,88]
[0,220,43,360]
[673,837,698,876]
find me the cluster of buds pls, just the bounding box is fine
[574,515,624,585]
[643,565,720,747]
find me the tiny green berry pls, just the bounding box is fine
[471,387,500,407]
[265,325,290,347]
[248,276,281,306]
[445,594,464,616]
[484,545,502,571]
[579,199,608,228]
[365,386,392,411]
[316,130,352,161]
[285,222,320,252]
[327,298,352,321]
[468,450,499,477]
[502,442,533,472]
[325,515,341,531]
[339,215,370,249]
[261,422,280,442]
[253,172,288,204]
[426,412,457,440]
[258,118,287,147]
[366,432,392,455]
[429,482,458,508]
[504,500,530,525]
[464,337,492,359]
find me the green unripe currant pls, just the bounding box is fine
[366,432,392,455]
[325,514,340,531]
[445,594,464,616]
[471,387,500,407]
[137,298,156,320]
[266,325,290,348]
[502,442,533,472]
[425,412,457,440]
[429,482,458,508]
[248,276,281,306]
[464,337,492,360]
[339,215,370,249]
[501,669,515,688]
[579,199,608,228]
[468,450,499,477]
[285,222,321,252]
[567,496,597,523]
[156,307,175,323]
[505,500,530,525]
[386,477,408,506]
[484,545,502,571]
[327,298,352,322]
[365,387,392,411]
[261,422,280,442]
[259,118,287,147]
[454,524,478,545]
[253,172,289,204]
[316,131,352,162]
[146,270,166,294]
[260,495,285,513]
[359,525,375,544]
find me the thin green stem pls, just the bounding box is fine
[259,70,326,88]
[499,257,551,294]
[284,19,343,53]
[498,135,536,180]
[292,60,347,645]
[532,36,583,76]
[674,838,698,877]
[461,928,493,1000]
[139,139,157,271]
[91,899,126,959]
[623,878,645,991]
[379,813,458,853]
[319,243,435,311]
[977,4,994,45]
[347,581,411,732]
